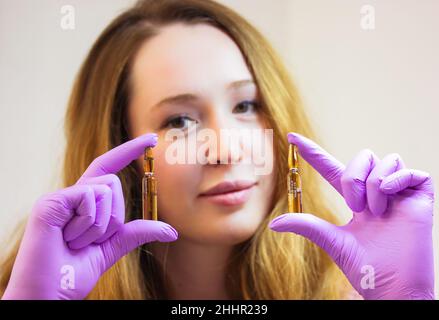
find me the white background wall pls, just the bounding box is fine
[1,0,438,296]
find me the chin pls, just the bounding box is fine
[181,220,260,245]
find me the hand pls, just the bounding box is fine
[269,132,435,300]
[2,133,178,300]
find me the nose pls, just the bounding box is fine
[204,113,244,166]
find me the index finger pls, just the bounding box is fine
[79,133,158,180]
[287,132,345,195]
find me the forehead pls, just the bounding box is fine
[130,23,253,101]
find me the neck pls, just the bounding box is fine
[151,238,235,300]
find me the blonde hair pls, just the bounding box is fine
[1,0,351,299]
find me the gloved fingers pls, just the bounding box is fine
[32,184,95,229]
[366,153,405,216]
[59,185,96,238]
[341,149,379,213]
[287,132,346,195]
[379,168,433,197]
[66,184,112,249]
[76,174,125,244]
[269,213,349,267]
[99,220,178,272]
[63,184,111,244]
[78,132,158,181]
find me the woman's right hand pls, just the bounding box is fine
[2,133,178,300]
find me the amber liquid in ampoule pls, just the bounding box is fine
[143,147,158,220]
[287,143,303,213]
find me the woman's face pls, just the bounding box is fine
[128,23,274,245]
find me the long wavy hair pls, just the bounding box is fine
[1,0,351,299]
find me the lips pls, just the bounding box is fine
[198,180,257,206]
[199,180,257,196]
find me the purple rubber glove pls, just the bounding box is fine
[2,133,178,300]
[269,132,435,300]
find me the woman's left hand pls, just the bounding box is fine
[269,132,435,300]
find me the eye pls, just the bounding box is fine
[161,114,199,130]
[233,100,260,114]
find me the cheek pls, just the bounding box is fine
[153,151,201,221]
[243,127,274,175]
[257,170,276,215]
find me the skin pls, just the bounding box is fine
[127,23,275,299]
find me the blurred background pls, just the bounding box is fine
[1,0,438,295]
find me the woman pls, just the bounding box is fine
[0,0,434,299]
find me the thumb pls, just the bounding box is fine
[269,213,346,261]
[99,220,178,270]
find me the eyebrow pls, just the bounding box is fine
[152,79,255,109]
